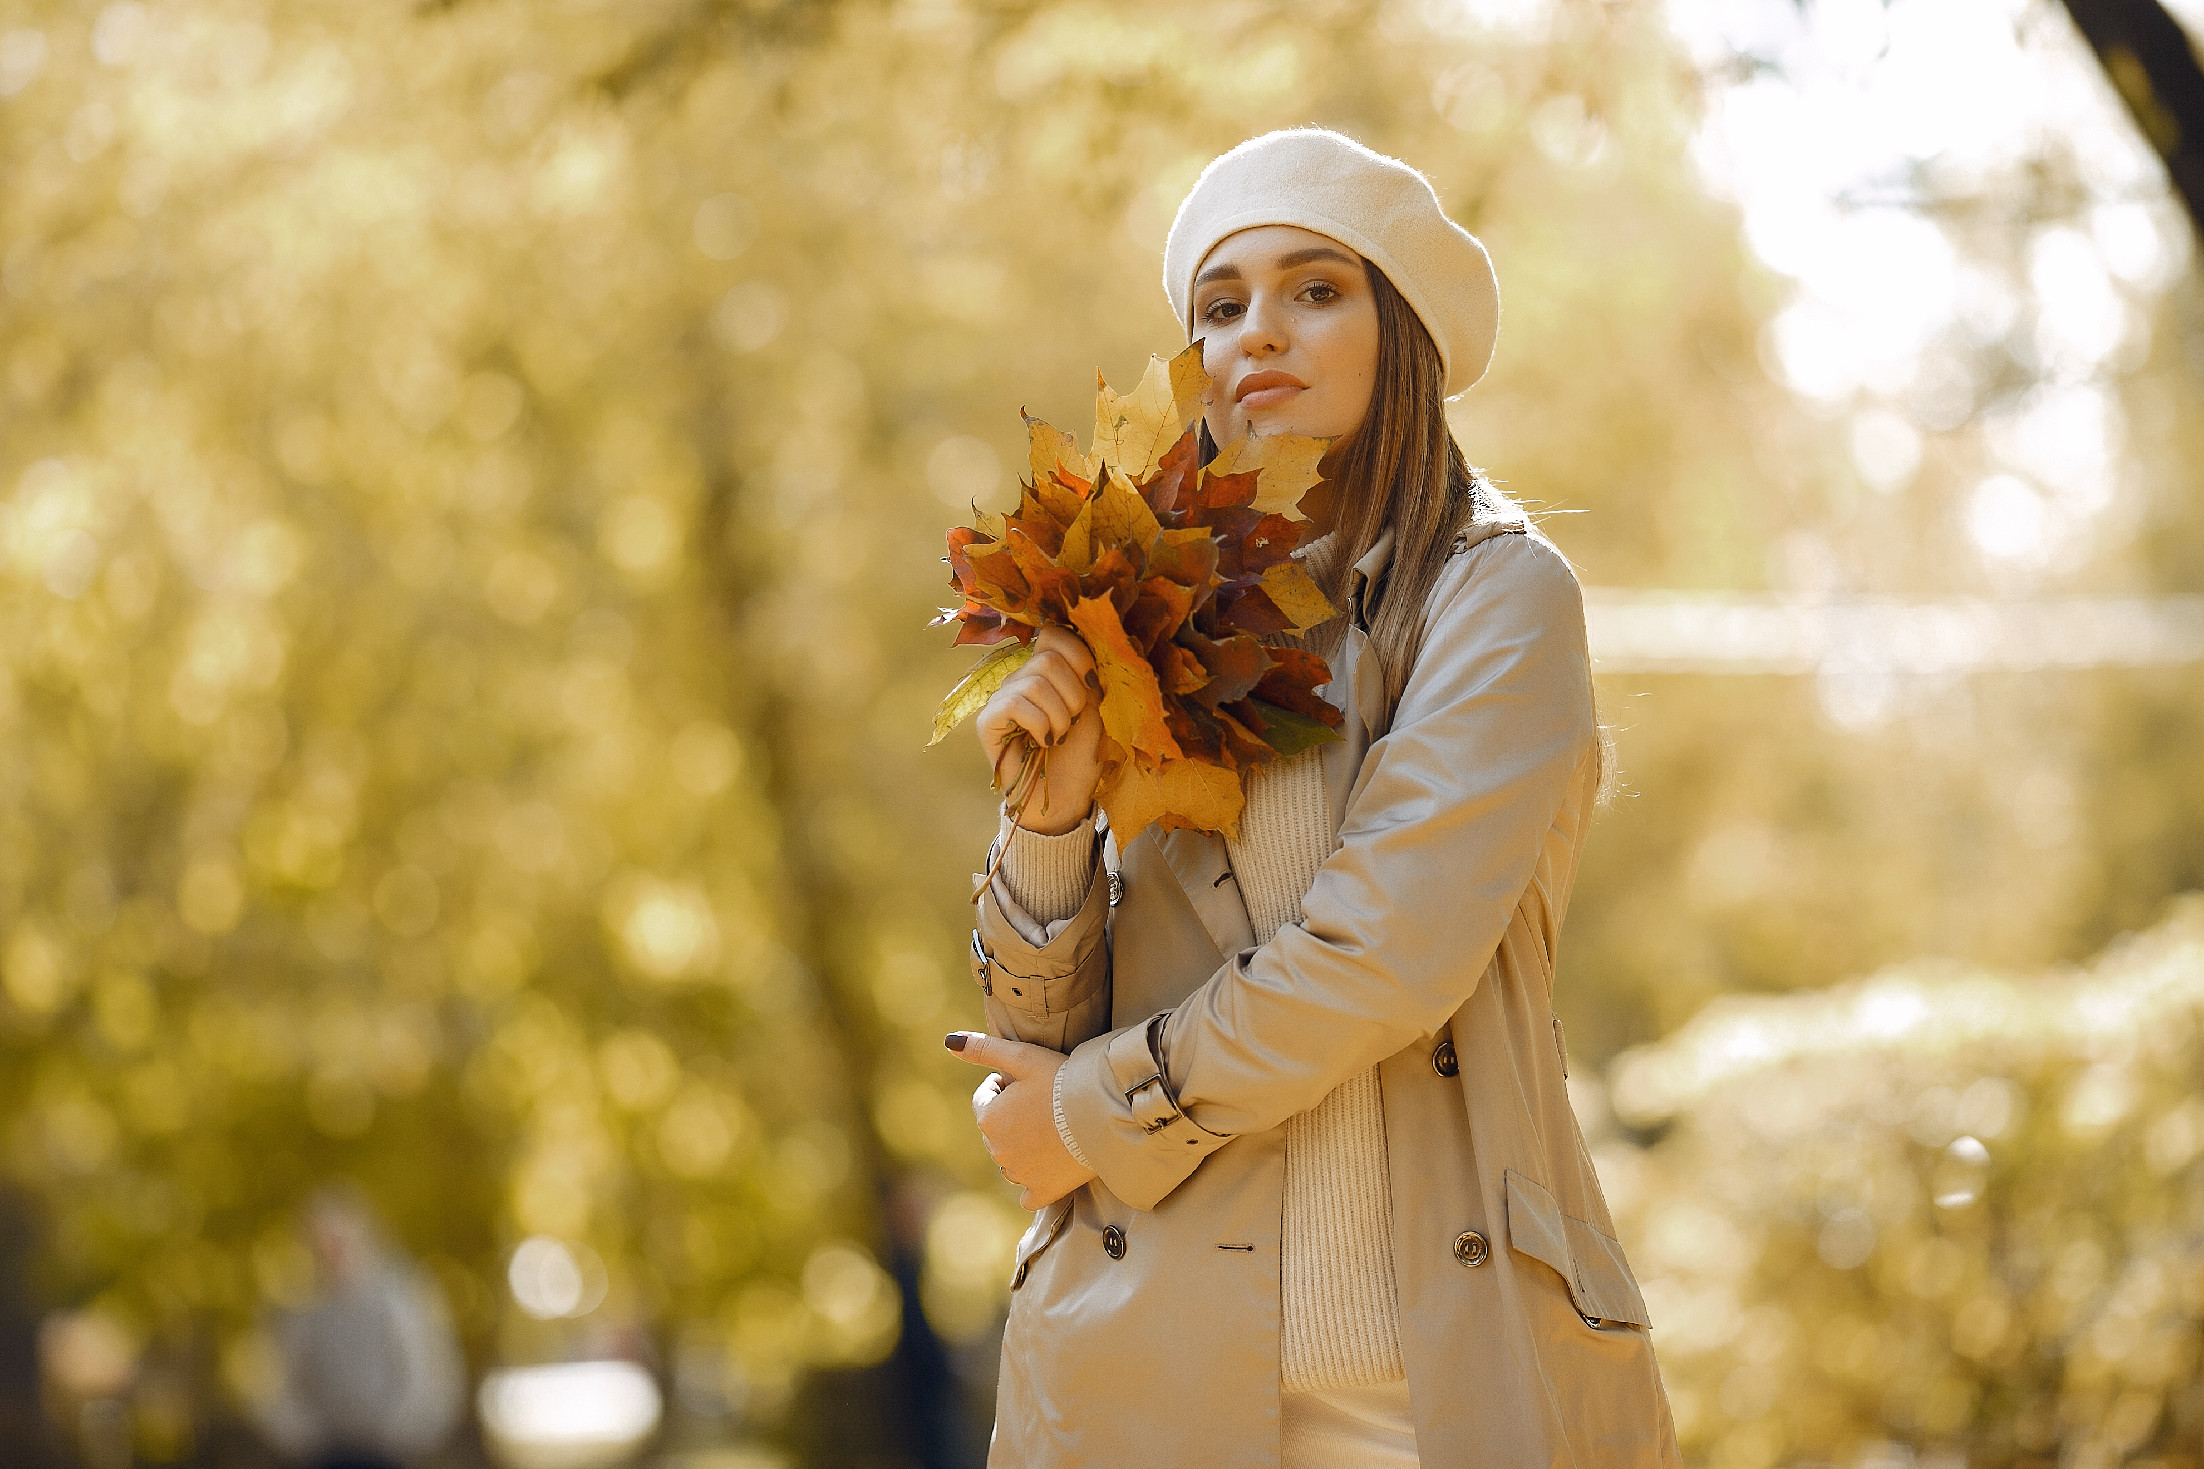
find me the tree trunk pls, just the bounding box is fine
[2059,0,2204,242]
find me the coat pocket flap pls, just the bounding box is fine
[1504,1169,1653,1329]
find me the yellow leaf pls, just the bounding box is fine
[1098,755,1245,846]
[1093,343,1206,483]
[1067,595,1180,764]
[1059,493,1096,575]
[1058,464,1153,574]
[1207,431,1329,520]
[927,640,1033,747]
[1025,412,1087,489]
[1258,561,1338,632]
[1088,463,1162,557]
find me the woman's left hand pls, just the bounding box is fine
[947,1032,1099,1210]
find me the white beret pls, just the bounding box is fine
[1163,128,1500,398]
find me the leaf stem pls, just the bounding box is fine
[972,735,1050,905]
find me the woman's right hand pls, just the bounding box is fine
[976,626,1104,836]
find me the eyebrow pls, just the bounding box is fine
[1192,245,1360,290]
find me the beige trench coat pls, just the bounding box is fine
[969,513,1683,1468]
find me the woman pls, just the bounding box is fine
[948,129,1681,1468]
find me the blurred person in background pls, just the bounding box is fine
[249,1185,464,1469]
[950,129,1680,1467]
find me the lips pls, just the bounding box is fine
[1234,369,1307,407]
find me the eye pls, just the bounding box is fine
[1302,281,1339,305]
[1201,298,1245,325]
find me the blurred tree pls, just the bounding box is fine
[1601,896,2204,1467]
[2060,0,2204,238]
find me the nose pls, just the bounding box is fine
[1237,289,1289,358]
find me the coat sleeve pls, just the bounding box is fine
[971,821,1115,1054]
[1057,533,1597,1210]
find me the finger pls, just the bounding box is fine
[1001,689,1072,749]
[946,1030,1051,1080]
[971,1074,1003,1120]
[1035,626,1096,683]
[1029,654,1092,720]
[1011,685,1075,745]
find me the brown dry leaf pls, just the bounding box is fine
[1257,561,1338,632]
[1100,756,1245,846]
[1207,431,1328,520]
[1093,343,1206,483]
[1068,595,1180,764]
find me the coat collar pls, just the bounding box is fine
[1344,512,1531,633]
[1344,529,1395,634]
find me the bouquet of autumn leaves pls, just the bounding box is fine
[929,343,1344,848]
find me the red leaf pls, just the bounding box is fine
[947,526,986,589]
[1122,577,1196,652]
[1146,526,1220,588]
[1156,642,1209,695]
[954,614,1032,648]
[1193,466,1259,513]
[1082,543,1141,611]
[1138,429,1202,518]
[1238,513,1305,575]
[1181,630,1272,710]
[1007,528,1080,620]
[1252,647,1343,727]
[1217,583,1291,637]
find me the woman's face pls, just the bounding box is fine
[1191,224,1380,458]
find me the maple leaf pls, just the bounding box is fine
[1257,561,1338,632]
[1099,754,1246,844]
[1025,410,1086,489]
[1061,464,1162,575]
[1068,595,1180,764]
[929,640,1035,747]
[1145,526,1221,590]
[1181,629,1272,711]
[1121,576,1197,653]
[1206,431,1328,521]
[1137,428,1202,518]
[1093,343,1206,484]
[1156,642,1209,696]
[1252,649,1344,726]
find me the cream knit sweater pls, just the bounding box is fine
[999,747,1405,1393]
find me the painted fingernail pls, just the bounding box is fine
[944,1032,968,1052]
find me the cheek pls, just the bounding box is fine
[1319,315,1380,431]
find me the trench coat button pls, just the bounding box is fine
[1430,1039,1459,1078]
[1102,1225,1126,1260]
[1453,1230,1489,1268]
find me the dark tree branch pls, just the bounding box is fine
[2058,0,2204,243]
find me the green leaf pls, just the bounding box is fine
[929,641,1035,747]
[1246,699,1342,758]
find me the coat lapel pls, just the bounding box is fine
[1157,828,1255,960]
